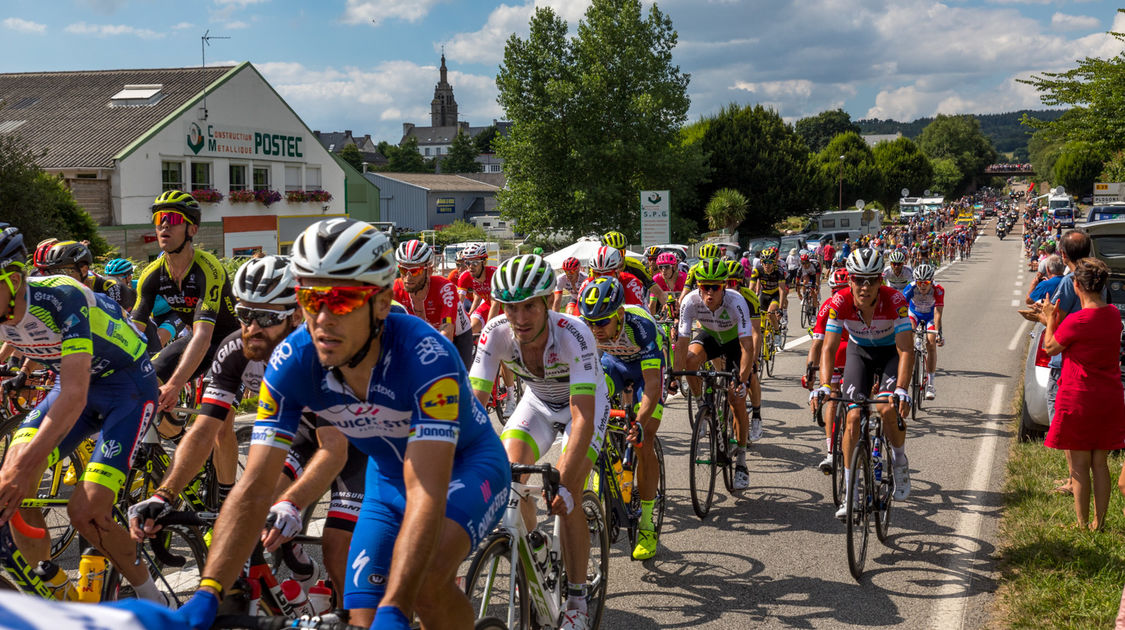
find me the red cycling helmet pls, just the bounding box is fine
[561,256,580,272]
[830,268,849,289]
[33,239,58,271]
[799,253,810,263]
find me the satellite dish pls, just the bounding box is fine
[923,189,932,197]
[901,188,909,197]
[1056,185,1066,195]
[855,199,866,210]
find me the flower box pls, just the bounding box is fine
[191,188,224,203]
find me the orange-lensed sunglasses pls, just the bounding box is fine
[296,285,383,316]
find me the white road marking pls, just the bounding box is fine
[1013,279,1023,287]
[783,334,811,351]
[929,382,1006,630]
[1010,299,1021,307]
[1008,319,1030,351]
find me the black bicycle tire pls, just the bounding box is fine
[846,439,871,582]
[916,347,926,412]
[720,402,735,494]
[464,533,528,629]
[831,405,845,508]
[766,334,777,378]
[103,519,209,607]
[653,435,666,537]
[911,350,922,418]
[874,425,895,544]
[688,405,717,519]
[580,490,610,630]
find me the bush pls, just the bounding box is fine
[433,220,488,249]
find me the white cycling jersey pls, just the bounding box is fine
[677,289,753,344]
[883,265,913,291]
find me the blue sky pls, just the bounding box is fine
[2,0,1122,144]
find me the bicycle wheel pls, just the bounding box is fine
[916,348,926,412]
[910,350,922,419]
[464,533,528,629]
[719,402,736,494]
[846,440,872,582]
[688,405,717,519]
[874,438,895,544]
[831,405,846,508]
[580,490,610,630]
[766,332,777,378]
[652,435,667,537]
[34,448,85,559]
[106,521,209,607]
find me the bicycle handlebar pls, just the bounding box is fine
[669,369,736,379]
[510,463,561,506]
[812,392,906,431]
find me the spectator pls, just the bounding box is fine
[1037,240,1057,275]
[1038,257,1125,530]
[821,240,835,267]
[1027,255,1065,304]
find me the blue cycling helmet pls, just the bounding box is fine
[104,258,134,276]
[577,277,624,321]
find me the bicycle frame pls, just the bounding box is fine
[490,478,564,629]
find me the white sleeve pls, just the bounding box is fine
[728,291,753,339]
[677,293,698,338]
[468,316,509,390]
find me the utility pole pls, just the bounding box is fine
[200,29,231,120]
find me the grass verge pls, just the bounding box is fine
[996,398,1125,628]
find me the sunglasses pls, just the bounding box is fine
[153,210,189,227]
[917,280,933,286]
[593,271,616,278]
[296,285,382,316]
[699,284,724,293]
[850,276,881,287]
[399,266,426,277]
[235,305,294,328]
[658,265,675,271]
[582,314,618,328]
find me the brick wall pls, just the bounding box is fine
[68,178,112,225]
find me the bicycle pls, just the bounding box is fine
[911,321,928,419]
[814,392,848,508]
[759,317,778,378]
[464,463,609,630]
[671,369,738,519]
[799,283,819,329]
[815,392,903,581]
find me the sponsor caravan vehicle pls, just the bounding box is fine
[920,197,945,216]
[1045,187,1076,228]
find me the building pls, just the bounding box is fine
[0,62,380,258]
[313,129,387,167]
[364,172,500,232]
[861,132,903,147]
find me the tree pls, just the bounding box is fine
[795,109,861,153]
[930,157,962,197]
[375,137,429,173]
[704,188,748,235]
[1053,141,1107,195]
[441,131,482,173]
[871,137,933,209]
[1101,150,1125,182]
[1028,129,1065,183]
[338,143,364,172]
[496,0,692,241]
[696,104,826,235]
[917,114,998,194]
[433,219,488,249]
[0,135,109,255]
[474,126,500,154]
[813,132,885,211]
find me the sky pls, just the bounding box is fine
[2,0,1123,145]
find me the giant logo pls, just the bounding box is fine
[420,377,459,421]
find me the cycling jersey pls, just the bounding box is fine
[86,272,128,309]
[284,411,366,533]
[622,256,655,289]
[131,249,239,338]
[459,265,496,313]
[750,266,786,295]
[595,305,664,366]
[883,265,913,291]
[796,263,820,285]
[0,275,149,376]
[901,282,945,322]
[678,290,753,344]
[392,275,470,336]
[735,286,763,321]
[824,286,911,348]
[577,272,645,306]
[811,293,850,373]
[554,272,582,309]
[197,329,263,420]
[653,270,686,294]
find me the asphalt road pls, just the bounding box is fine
[586,225,1027,630]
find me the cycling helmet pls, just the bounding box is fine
[692,258,727,283]
[601,231,628,250]
[104,258,134,277]
[830,268,849,289]
[44,241,93,269]
[32,239,58,270]
[0,227,27,270]
[150,190,202,225]
[698,243,721,259]
[914,263,936,282]
[887,250,906,264]
[799,253,810,263]
[462,243,488,261]
[561,256,580,272]
[591,246,624,273]
[532,246,544,256]
[492,255,556,303]
[724,259,744,280]
[290,218,397,289]
[655,252,677,266]
[233,255,297,306]
[845,248,884,276]
[832,252,847,269]
[645,245,661,260]
[455,250,466,262]
[395,239,433,267]
[760,246,778,260]
[577,277,624,320]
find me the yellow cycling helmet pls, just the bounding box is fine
[698,243,721,259]
[601,231,628,250]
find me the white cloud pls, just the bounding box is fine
[444,0,593,64]
[171,21,194,30]
[1051,12,1100,32]
[227,20,249,29]
[2,17,46,34]
[342,0,445,26]
[213,0,270,6]
[64,22,163,39]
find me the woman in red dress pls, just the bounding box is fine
[1039,257,1125,530]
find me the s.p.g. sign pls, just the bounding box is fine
[186,122,305,162]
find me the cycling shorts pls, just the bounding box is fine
[283,418,367,533]
[500,390,610,464]
[151,332,224,383]
[470,301,491,322]
[759,292,781,311]
[454,329,474,368]
[908,314,938,333]
[840,344,899,403]
[601,353,665,421]
[343,451,509,610]
[690,330,747,374]
[14,366,158,494]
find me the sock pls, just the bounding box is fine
[639,499,655,531]
[217,482,234,504]
[825,438,832,453]
[927,372,935,385]
[891,445,907,466]
[751,406,761,419]
[132,575,163,603]
[736,447,747,468]
[567,583,588,612]
[843,468,852,493]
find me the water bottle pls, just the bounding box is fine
[621,447,635,504]
[247,579,261,617]
[307,580,333,616]
[872,436,883,482]
[76,547,107,603]
[33,560,78,601]
[527,529,548,568]
[280,578,315,617]
[611,461,624,496]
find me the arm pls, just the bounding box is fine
[818,330,842,394]
[636,365,662,431]
[894,329,915,414]
[934,306,944,342]
[556,393,596,504]
[261,426,348,551]
[159,320,216,409]
[552,291,562,313]
[738,336,754,386]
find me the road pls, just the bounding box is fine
[587,226,1026,629]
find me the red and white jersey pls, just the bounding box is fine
[459,265,497,305]
[578,272,645,306]
[393,275,470,335]
[824,286,911,348]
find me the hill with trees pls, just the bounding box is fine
[858,109,1066,160]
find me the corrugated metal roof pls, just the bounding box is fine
[372,172,499,193]
[0,66,234,169]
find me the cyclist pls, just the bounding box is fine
[750,247,789,333]
[41,240,128,309]
[553,256,583,314]
[677,242,722,304]
[901,263,944,401]
[795,252,821,305]
[882,250,913,292]
[644,245,662,278]
[104,259,183,347]
[458,242,496,336]
[724,259,764,439]
[130,191,241,415]
[676,258,757,489]
[601,230,654,290]
[0,225,166,604]
[805,267,851,473]
[582,246,652,307]
[812,249,914,520]
[470,254,609,630]
[392,239,474,366]
[103,258,139,311]
[652,252,686,318]
[29,238,57,277]
[172,218,508,630]
[577,277,666,561]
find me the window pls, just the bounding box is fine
[822,219,836,228]
[436,147,442,155]
[161,161,183,191]
[839,218,851,227]
[425,148,431,156]
[253,166,270,192]
[229,164,248,192]
[285,165,302,192]
[190,162,211,190]
[306,166,321,190]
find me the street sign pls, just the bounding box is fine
[640,190,670,249]
[1094,182,1125,205]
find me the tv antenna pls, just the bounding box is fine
[200,29,231,120]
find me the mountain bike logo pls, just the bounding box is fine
[100,440,122,458]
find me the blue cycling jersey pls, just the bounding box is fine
[253,313,501,483]
[595,304,664,367]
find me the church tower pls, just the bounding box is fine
[430,52,458,127]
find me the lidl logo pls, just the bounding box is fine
[187,122,205,155]
[257,384,278,418]
[420,377,459,421]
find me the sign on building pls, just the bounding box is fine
[640,190,670,249]
[437,198,456,214]
[186,122,305,162]
[1094,182,1125,205]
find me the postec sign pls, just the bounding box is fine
[186,122,305,162]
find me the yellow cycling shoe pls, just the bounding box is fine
[632,529,657,561]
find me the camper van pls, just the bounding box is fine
[899,197,922,220]
[814,209,882,236]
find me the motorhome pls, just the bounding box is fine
[899,197,922,220]
[813,209,882,236]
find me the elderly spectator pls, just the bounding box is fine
[1038,257,1125,530]
[1037,240,1057,275]
[1027,254,1065,304]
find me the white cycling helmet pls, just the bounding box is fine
[591,246,624,273]
[395,239,433,266]
[462,243,488,260]
[887,250,906,264]
[233,255,297,305]
[845,248,884,276]
[290,218,397,288]
[492,255,556,303]
[914,263,936,282]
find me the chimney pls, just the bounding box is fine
[403,122,415,136]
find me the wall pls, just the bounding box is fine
[365,174,428,230]
[100,223,224,261]
[426,191,496,228]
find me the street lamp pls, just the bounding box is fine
[838,155,845,212]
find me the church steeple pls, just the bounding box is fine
[431,49,458,127]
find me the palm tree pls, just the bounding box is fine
[705,188,749,236]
